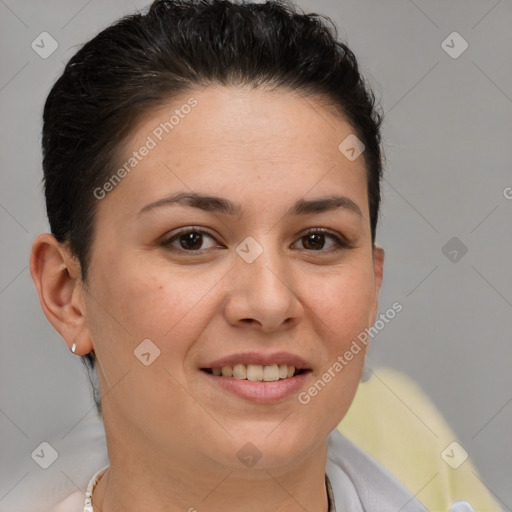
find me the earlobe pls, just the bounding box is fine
[29,233,93,355]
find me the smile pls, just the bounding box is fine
[201,364,310,381]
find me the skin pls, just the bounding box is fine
[31,85,384,512]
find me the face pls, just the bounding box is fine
[80,86,383,472]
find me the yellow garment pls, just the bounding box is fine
[337,367,501,512]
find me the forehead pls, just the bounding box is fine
[97,86,369,220]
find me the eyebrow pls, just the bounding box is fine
[138,191,363,218]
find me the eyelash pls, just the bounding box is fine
[160,227,352,254]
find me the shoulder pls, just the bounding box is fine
[327,429,430,512]
[337,367,500,511]
[45,490,84,512]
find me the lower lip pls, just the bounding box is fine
[201,371,310,403]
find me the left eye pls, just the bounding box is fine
[293,229,348,251]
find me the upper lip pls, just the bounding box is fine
[202,352,310,370]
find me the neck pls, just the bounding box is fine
[93,439,330,512]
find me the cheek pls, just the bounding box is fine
[83,260,220,430]
[87,257,224,355]
[303,261,375,410]
[309,261,376,342]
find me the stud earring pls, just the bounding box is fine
[71,342,77,353]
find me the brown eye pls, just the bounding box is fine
[302,233,326,250]
[294,229,350,252]
[162,228,219,253]
[178,231,204,251]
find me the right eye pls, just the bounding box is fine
[161,228,222,253]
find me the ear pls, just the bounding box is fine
[369,243,385,324]
[29,233,93,355]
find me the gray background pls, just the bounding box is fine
[1,0,511,510]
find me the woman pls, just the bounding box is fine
[30,0,473,510]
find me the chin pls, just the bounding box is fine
[206,424,322,472]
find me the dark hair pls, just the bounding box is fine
[42,0,384,416]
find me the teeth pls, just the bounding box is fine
[209,364,300,381]
[263,364,280,381]
[247,364,263,382]
[221,366,233,377]
[233,364,247,380]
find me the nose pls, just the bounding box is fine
[223,238,304,333]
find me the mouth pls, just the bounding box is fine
[200,364,311,382]
[199,352,313,402]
